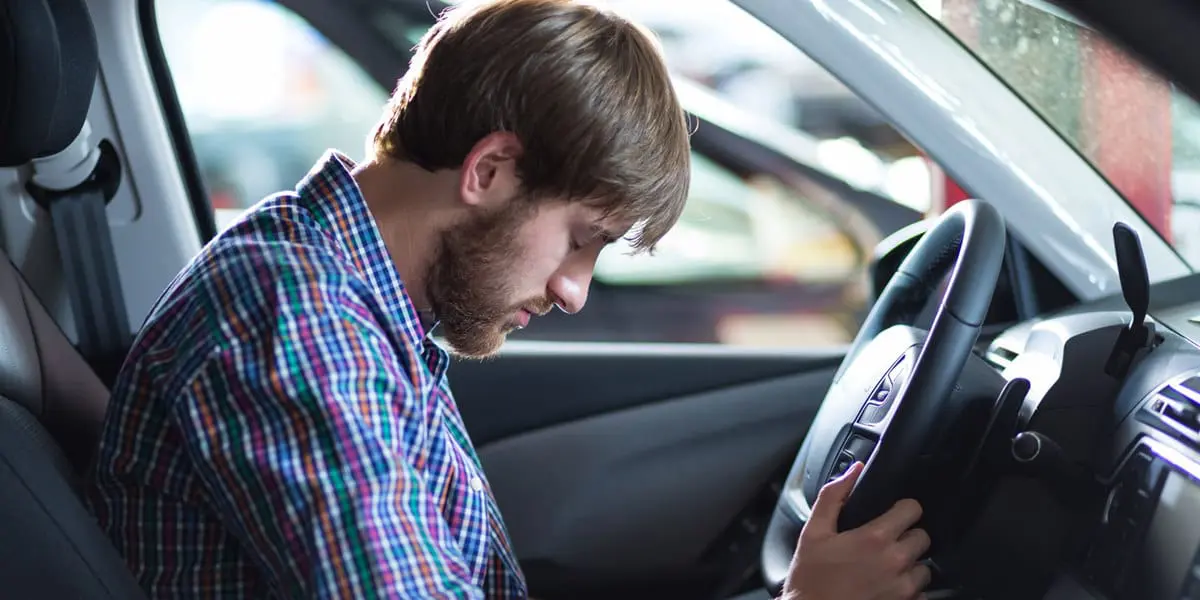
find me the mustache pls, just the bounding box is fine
[521,297,555,316]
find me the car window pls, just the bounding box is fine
[155,0,388,223]
[154,0,935,346]
[916,0,1200,267]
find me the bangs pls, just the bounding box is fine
[588,172,690,254]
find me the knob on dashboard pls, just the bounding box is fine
[1010,431,1102,505]
[1012,431,1045,463]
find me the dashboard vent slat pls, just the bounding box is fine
[1182,376,1200,395]
[1144,383,1200,439]
[1160,386,1198,407]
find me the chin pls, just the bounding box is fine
[443,324,508,360]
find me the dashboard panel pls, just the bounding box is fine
[1074,439,1200,599]
[759,268,1200,599]
[990,282,1200,600]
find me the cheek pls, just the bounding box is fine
[501,238,561,297]
[504,205,576,295]
[512,245,564,293]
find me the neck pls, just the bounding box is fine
[352,156,458,315]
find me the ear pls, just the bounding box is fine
[459,132,523,208]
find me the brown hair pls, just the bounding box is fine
[371,0,691,252]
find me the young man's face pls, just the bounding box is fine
[426,196,624,358]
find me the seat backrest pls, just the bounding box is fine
[0,0,148,597]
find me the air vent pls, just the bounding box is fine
[1143,377,1200,440]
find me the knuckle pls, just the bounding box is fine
[885,546,912,571]
[913,528,932,550]
[864,526,891,546]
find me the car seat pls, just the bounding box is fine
[0,0,149,596]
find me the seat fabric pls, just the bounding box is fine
[0,0,148,597]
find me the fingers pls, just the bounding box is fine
[804,462,864,536]
[895,563,932,598]
[863,497,923,541]
[895,527,931,563]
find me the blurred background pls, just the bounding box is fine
[155,0,1200,347]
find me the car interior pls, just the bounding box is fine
[6,0,1200,599]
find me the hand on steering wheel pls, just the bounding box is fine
[763,200,1007,593]
[788,200,1007,529]
[782,463,931,600]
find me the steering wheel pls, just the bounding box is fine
[762,199,1007,589]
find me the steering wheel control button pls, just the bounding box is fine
[859,403,888,425]
[870,381,891,403]
[859,381,897,426]
[855,356,912,427]
[844,434,876,460]
[830,452,855,482]
[826,435,877,484]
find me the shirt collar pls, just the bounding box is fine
[293,150,450,377]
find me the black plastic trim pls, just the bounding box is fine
[136,0,218,243]
[452,350,842,447]
[283,0,407,89]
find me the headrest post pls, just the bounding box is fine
[29,121,102,192]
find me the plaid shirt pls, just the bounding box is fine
[84,151,527,599]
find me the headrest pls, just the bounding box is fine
[0,0,99,167]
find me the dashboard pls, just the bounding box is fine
[757,221,1200,600]
[979,276,1200,600]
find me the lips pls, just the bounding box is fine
[511,300,552,330]
[513,309,531,329]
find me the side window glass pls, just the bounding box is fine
[577,0,936,345]
[160,0,940,347]
[156,0,388,230]
[596,153,862,285]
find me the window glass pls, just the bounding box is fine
[917,0,1200,266]
[156,0,387,230]
[156,0,935,346]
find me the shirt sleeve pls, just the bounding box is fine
[168,280,482,599]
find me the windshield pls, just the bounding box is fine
[916,0,1200,266]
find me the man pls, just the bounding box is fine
[84,0,929,598]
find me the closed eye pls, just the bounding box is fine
[592,223,625,246]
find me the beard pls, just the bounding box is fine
[425,199,553,358]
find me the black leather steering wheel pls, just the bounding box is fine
[774,198,1007,546]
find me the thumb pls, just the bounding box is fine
[804,462,864,537]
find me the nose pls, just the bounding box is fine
[548,266,592,315]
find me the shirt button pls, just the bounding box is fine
[470,477,483,492]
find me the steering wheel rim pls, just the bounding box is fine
[794,199,1008,531]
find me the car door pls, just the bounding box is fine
[149,0,931,597]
